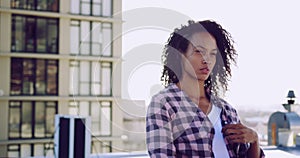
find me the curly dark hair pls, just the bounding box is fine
[161,20,237,97]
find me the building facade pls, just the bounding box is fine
[0,0,123,157]
[121,99,147,151]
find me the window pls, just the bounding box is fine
[70,0,112,17]
[69,60,111,96]
[11,15,59,53]
[11,0,59,12]
[70,20,112,56]
[69,101,112,136]
[9,101,57,139]
[92,141,112,153]
[10,58,58,95]
[7,143,54,157]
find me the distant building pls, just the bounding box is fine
[0,0,123,157]
[120,99,147,151]
[268,111,300,146]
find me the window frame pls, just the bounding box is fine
[11,15,59,54]
[70,20,112,57]
[11,0,59,12]
[7,143,54,157]
[70,0,112,17]
[68,101,112,136]
[69,60,112,96]
[91,141,112,153]
[10,58,59,96]
[8,101,58,139]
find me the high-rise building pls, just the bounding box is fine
[0,0,123,157]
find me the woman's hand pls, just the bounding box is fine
[222,123,258,144]
[222,123,262,158]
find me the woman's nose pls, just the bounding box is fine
[201,53,211,64]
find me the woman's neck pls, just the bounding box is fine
[176,74,212,114]
[176,75,206,99]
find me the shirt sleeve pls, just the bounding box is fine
[221,101,265,158]
[146,95,176,157]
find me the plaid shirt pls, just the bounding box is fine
[146,83,265,158]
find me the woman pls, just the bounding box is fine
[146,20,265,157]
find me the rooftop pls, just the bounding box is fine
[263,146,300,158]
[91,146,300,158]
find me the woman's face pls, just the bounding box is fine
[182,31,217,81]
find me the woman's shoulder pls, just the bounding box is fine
[150,83,181,101]
[148,83,184,112]
[147,84,181,117]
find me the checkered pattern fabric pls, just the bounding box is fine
[146,83,265,158]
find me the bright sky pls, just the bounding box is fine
[121,0,300,110]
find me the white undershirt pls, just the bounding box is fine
[207,105,230,158]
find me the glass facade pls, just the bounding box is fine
[7,143,54,157]
[70,0,112,17]
[11,0,59,12]
[69,60,111,96]
[69,101,112,136]
[2,0,121,156]
[11,15,59,53]
[10,58,58,95]
[70,20,112,56]
[9,101,57,139]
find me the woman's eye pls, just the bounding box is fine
[195,50,203,54]
[210,52,218,56]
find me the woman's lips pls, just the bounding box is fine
[199,68,210,74]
